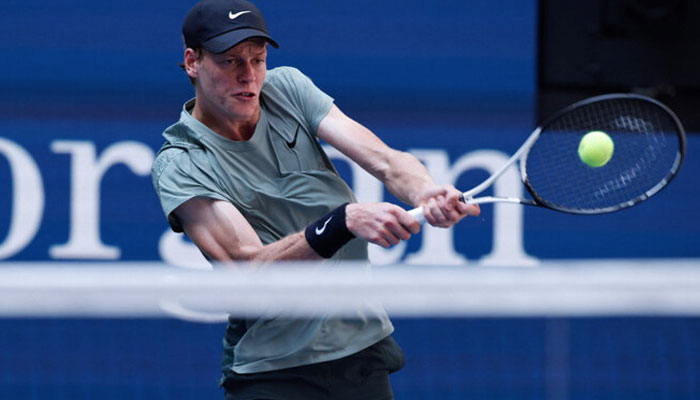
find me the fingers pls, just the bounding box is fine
[422,185,480,228]
[456,198,481,217]
[397,207,422,235]
[423,197,449,227]
[345,203,421,248]
[369,207,419,248]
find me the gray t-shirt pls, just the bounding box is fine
[151,67,393,374]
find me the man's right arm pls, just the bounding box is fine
[173,197,420,263]
[174,197,318,262]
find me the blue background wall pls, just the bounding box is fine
[1,0,699,398]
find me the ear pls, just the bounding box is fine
[183,48,201,80]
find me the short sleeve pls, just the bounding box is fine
[264,67,334,136]
[151,147,228,232]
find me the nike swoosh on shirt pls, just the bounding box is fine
[229,10,251,20]
[315,216,333,235]
[286,125,301,149]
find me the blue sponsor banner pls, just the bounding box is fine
[2,1,697,264]
[1,1,699,399]
[1,0,542,264]
[2,117,698,263]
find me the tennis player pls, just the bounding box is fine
[151,0,479,398]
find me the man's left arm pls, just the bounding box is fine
[317,104,480,228]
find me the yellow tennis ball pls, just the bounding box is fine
[578,131,614,167]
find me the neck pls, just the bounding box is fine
[191,102,260,142]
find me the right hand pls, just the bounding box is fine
[416,184,481,228]
[345,203,421,248]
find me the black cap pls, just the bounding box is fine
[182,0,279,53]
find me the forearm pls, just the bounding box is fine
[248,232,322,262]
[316,105,435,207]
[370,150,480,228]
[177,198,322,263]
[318,104,479,229]
[196,230,323,263]
[244,203,420,261]
[378,149,435,207]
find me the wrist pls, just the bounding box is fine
[304,203,356,258]
[412,182,436,206]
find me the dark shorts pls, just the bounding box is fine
[222,336,405,400]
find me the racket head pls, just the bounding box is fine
[520,93,686,214]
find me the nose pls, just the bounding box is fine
[238,61,256,84]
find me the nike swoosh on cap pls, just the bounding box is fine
[229,10,251,20]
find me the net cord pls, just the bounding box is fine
[1,260,700,320]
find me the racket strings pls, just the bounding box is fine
[524,97,682,213]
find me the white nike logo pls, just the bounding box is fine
[229,10,251,20]
[315,216,333,235]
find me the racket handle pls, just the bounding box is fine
[407,207,426,224]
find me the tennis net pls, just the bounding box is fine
[2,259,699,400]
[1,259,700,319]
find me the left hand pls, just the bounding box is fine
[417,184,480,228]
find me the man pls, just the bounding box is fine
[151,0,480,398]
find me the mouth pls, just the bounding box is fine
[234,91,256,100]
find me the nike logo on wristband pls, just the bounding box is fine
[286,125,301,149]
[315,216,333,235]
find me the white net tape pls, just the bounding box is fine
[2,259,700,321]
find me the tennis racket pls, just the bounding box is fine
[408,93,686,222]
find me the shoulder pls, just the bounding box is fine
[153,115,209,181]
[153,146,187,174]
[151,146,191,191]
[262,66,332,112]
[263,66,319,98]
[264,66,309,86]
